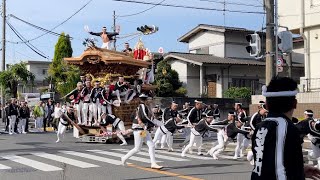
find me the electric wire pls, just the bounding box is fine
[116,33,141,48]
[9,0,93,44]
[7,21,49,59]
[7,14,73,44]
[199,0,263,8]
[116,0,166,18]
[113,0,265,14]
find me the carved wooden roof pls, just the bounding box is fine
[64,47,151,76]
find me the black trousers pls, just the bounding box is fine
[14,118,19,133]
[43,117,54,131]
[5,116,9,131]
[43,118,47,132]
[25,118,29,132]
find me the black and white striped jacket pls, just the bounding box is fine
[187,107,202,125]
[251,113,304,180]
[250,111,265,131]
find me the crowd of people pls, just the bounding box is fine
[2,75,320,178]
[1,98,75,135]
[118,76,320,179]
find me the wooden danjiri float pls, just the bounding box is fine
[64,39,157,143]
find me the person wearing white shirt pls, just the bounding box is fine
[53,102,62,131]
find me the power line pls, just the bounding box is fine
[7,14,73,44]
[113,0,265,14]
[116,33,141,48]
[199,0,263,8]
[7,21,49,59]
[117,0,166,18]
[10,0,93,44]
[252,0,264,5]
[15,50,35,59]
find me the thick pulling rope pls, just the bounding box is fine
[99,129,133,136]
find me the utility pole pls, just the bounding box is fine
[265,0,275,85]
[274,0,279,75]
[2,0,5,72]
[1,0,5,123]
[113,10,116,50]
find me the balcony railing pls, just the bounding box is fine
[299,78,320,92]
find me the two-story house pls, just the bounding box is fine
[18,60,51,94]
[279,0,320,92]
[164,24,304,98]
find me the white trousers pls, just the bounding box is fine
[122,130,157,165]
[9,115,17,134]
[92,99,102,123]
[126,90,136,103]
[57,122,67,142]
[102,104,112,115]
[182,132,202,155]
[75,102,83,124]
[115,121,127,144]
[35,117,43,129]
[208,129,225,156]
[247,150,254,164]
[181,127,191,146]
[121,90,130,103]
[235,131,250,157]
[82,103,93,124]
[235,133,244,157]
[18,118,26,134]
[242,138,250,153]
[101,42,110,49]
[153,127,173,149]
[310,143,320,159]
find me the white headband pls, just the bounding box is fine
[304,111,313,115]
[262,85,298,97]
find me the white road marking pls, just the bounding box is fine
[0,163,11,170]
[60,151,121,165]
[32,152,99,168]
[2,155,62,172]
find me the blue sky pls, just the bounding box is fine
[5,0,264,64]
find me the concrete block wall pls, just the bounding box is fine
[250,103,320,119]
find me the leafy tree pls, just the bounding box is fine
[0,62,35,98]
[48,33,79,96]
[223,87,251,99]
[155,59,187,97]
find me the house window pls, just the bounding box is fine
[193,47,209,54]
[231,78,262,95]
[42,69,48,75]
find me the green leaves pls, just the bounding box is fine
[49,32,79,97]
[53,33,73,64]
[155,59,186,97]
[223,87,251,99]
[50,33,73,83]
[0,62,35,98]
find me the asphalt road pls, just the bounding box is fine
[0,129,259,180]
